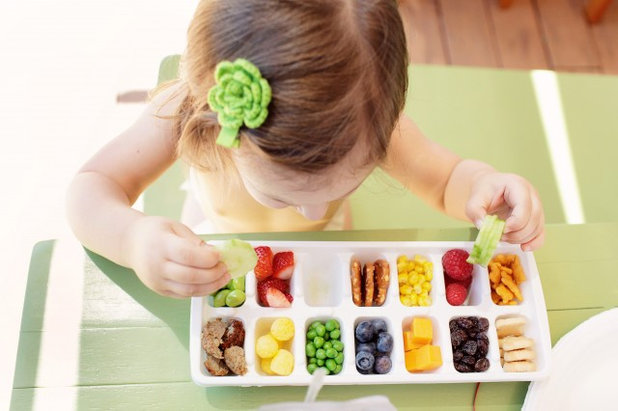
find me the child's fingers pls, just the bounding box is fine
[503,182,532,235]
[162,260,228,284]
[163,273,232,298]
[521,229,545,251]
[465,187,494,228]
[165,234,220,268]
[502,195,543,244]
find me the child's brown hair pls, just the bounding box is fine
[174,0,408,174]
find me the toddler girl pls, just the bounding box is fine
[67,0,544,298]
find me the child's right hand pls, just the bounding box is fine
[122,216,230,298]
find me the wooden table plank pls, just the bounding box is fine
[536,0,601,69]
[399,0,448,64]
[486,0,549,69]
[439,0,500,66]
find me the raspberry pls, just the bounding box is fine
[442,249,473,281]
[446,283,468,306]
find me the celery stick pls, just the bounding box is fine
[467,215,506,267]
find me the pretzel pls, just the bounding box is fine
[363,262,375,306]
[373,259,390,306]
[350,258,362,306]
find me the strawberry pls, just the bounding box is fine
[272,251,295,280]
[442,249,473,281]
[446,282,468,306]
[257,278,291,306]
[254,246,273,281]
[265,288,293,308]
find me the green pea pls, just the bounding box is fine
[334,364,343,374]
[310,321,323,329]
[335,352,344,364]
[326,348,338,359]
[325,319,338,331]
[225,289,245,307]
[325,359,337,371]
[230,276,245,291]
[313,336,324,349]
[306,343,316,358]
[323,341,332,350]
[315,349,326,360]
[213,289,231,307]
[307,364,318,374]
[329,329,341,340]
[332,340,344,352]
[306,329,317,340]
[317,359,325,366]
[309,357,317,364]
[315,324,326,337]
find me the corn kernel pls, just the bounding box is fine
[398,273,408,284]
[422,282,431,291]
[426,271,433,281]
[418,296,427,306]
[414,265,423,273]
[420,290,429,298]
[408,273,419,285]
[423,262,431,271]
[397,262,407,272]
[424,296,432,306]
[397,255,407,264]
[400,284,413,295]
[417,275,426,285]
[409,293,418,306]
[414,284,423,294]
[406,262,415,271]
[400,295,413,306]
[414,255,424,263]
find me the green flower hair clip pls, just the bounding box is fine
[207,58,272,148]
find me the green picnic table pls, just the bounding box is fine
[9,223,618,410]
[10,61,618,409]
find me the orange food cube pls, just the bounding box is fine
[405,345,442,372]
[403,331,424,351]
[411,317,433,345]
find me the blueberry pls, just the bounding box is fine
[355,321,375,343]
[373,355,392,374]
[355,351,375,373]
[355,342,376,354]
[376,332,393,353]
[370,319,388,334]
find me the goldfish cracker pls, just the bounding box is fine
[405,345,442,372]
[501,273,523,301]
[495,284,514,304]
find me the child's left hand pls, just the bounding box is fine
[465,172,545,251]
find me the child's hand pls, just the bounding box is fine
[123,216,230,298]
[465,172,545,251]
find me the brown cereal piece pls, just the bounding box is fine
[221,319,245,351]
[373,259,390,306]
[495,284,514,305]
[501,272,523,302]
[363,262,375,307]
[204,355,229,376]
[202,318,227,359]
[350,259,362,306]
[224,346,248,375]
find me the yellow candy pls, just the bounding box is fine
[270,349,294,376]
[398,273,408,284]
[400,284,413,295]
[270,318,295,342]
[261,358,274,375]
[256,334,279,359]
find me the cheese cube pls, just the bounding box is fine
[405,345,442,372]
[411,317,433,345]
[403,331,424,351]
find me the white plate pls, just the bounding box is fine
[523,308,618,410]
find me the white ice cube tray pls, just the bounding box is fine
[190,241,551,387]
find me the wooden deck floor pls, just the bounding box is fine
[399,0,618,74]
